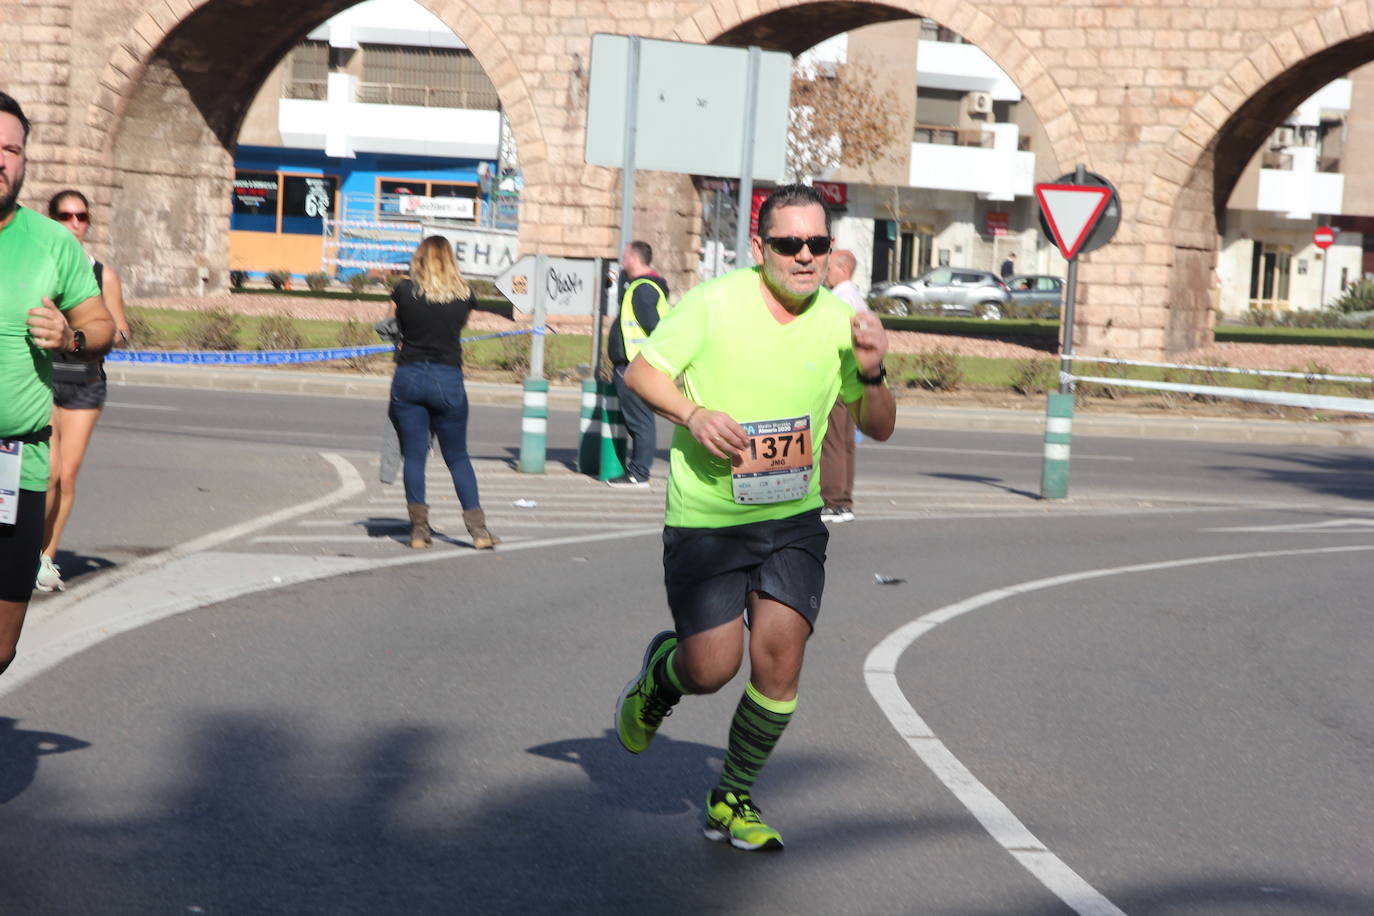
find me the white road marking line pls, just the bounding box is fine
[1204,517,1374,533]
[863,443,1133,461]
[865,543,1374,916]
[164,425,381,442]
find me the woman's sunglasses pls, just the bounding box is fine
[762,235,832,257]
[56,212,90,224]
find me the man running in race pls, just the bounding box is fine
[614,183,896,851]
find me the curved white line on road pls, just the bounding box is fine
[864,543,1374,916]
[36,452,366,611]
[3,453,366,697]
[3,449,660,699]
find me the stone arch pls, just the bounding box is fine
[668,0,1088,172]
[85,0,543,296]
[1138,1,1374,350]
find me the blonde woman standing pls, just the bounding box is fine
[389,235,498,550]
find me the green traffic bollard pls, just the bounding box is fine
[597,380,627,481]
[519,377,549,473]
[576,378,600,476]
[1040,391,1073,499]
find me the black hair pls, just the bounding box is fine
[48,189,90,218]
[0,91,31,142]
[756,183,831,238]
[627,240,653,265]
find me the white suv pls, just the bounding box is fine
[869,268,1011,320]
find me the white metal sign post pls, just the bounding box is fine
[1034,165,1119,499]
[496,254,600,472]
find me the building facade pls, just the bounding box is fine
[230,0,514,280]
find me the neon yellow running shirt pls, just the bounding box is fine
[640,266,863,528]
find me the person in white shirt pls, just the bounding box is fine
[821,250,868,523]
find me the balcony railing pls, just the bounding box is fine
[283,79,327,101]
[1261,150,1293,171]
[356,82,499,111]
[912,123,992,148]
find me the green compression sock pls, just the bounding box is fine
[653,645,686,699]
[718,681,796,795]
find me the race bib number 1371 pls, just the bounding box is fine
[730,415,813,504]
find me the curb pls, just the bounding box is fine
[106,362,1374,448]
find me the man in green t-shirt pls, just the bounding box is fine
[0,92,114,677]
[613,184,896,851]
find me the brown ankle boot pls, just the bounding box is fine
[407,502,432,549]
[463,508,500,550]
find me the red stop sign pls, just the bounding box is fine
[1313,226,1336,249]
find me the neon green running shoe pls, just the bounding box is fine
[703,789,784,851]
[615,630,679,753]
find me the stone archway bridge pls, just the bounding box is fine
[5,0,1371,356]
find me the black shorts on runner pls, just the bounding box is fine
[662,508,828,638]
[53,375,108,411]
[0,488,46,603]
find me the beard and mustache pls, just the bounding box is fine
[0,164,23,219]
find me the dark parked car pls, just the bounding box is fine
[868,268,1011,319]
[1006,274,1064,314]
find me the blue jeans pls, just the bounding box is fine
[613,363,656,480]
[388,361,481,509]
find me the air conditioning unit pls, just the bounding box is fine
[968,91,993,114]
[1272,126,1296,149]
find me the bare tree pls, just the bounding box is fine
[787,60,906,184]
[788,59,909,270]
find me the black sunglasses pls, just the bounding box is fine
[762,235,832,256]
[56,211,90,224]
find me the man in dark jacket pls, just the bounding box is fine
[606,241,669,488]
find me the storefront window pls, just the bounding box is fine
[281,174,338,235]
[231,171,278,232]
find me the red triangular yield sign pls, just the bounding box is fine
[1035,184,1112,260]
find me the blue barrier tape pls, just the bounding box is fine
[104,327,545,366]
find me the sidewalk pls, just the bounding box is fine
[105,361,1374,448]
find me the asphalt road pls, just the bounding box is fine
[1,384,1371,914]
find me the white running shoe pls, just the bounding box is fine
[35,554,65,592]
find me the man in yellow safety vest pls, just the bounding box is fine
[606,240,669,488]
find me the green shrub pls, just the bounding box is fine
[123,309,160,349]
[1075,355,1128,404]
[337,318,378,370]
[266,269,291,291]
[907,347,964,391]
[183,307,241,351]
[256,314,304,351]
[347,273,370,295]
[305,271,331,292]
[493,331,532,378]
[229,270,247,289]
[1279,309,1343,329]
[1331,278,1374,314]
[383,272,406,291]
[1010,358,1058,396]
[1184,363,1229,403]
[1301,361,1333,394]
[1002,301,1061,321]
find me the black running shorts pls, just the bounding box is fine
[0,489,45,603]
[662,508,828,638]
[53,375,108,411]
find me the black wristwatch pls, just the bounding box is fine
[69,328,87,356]
[857,363,887,386]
